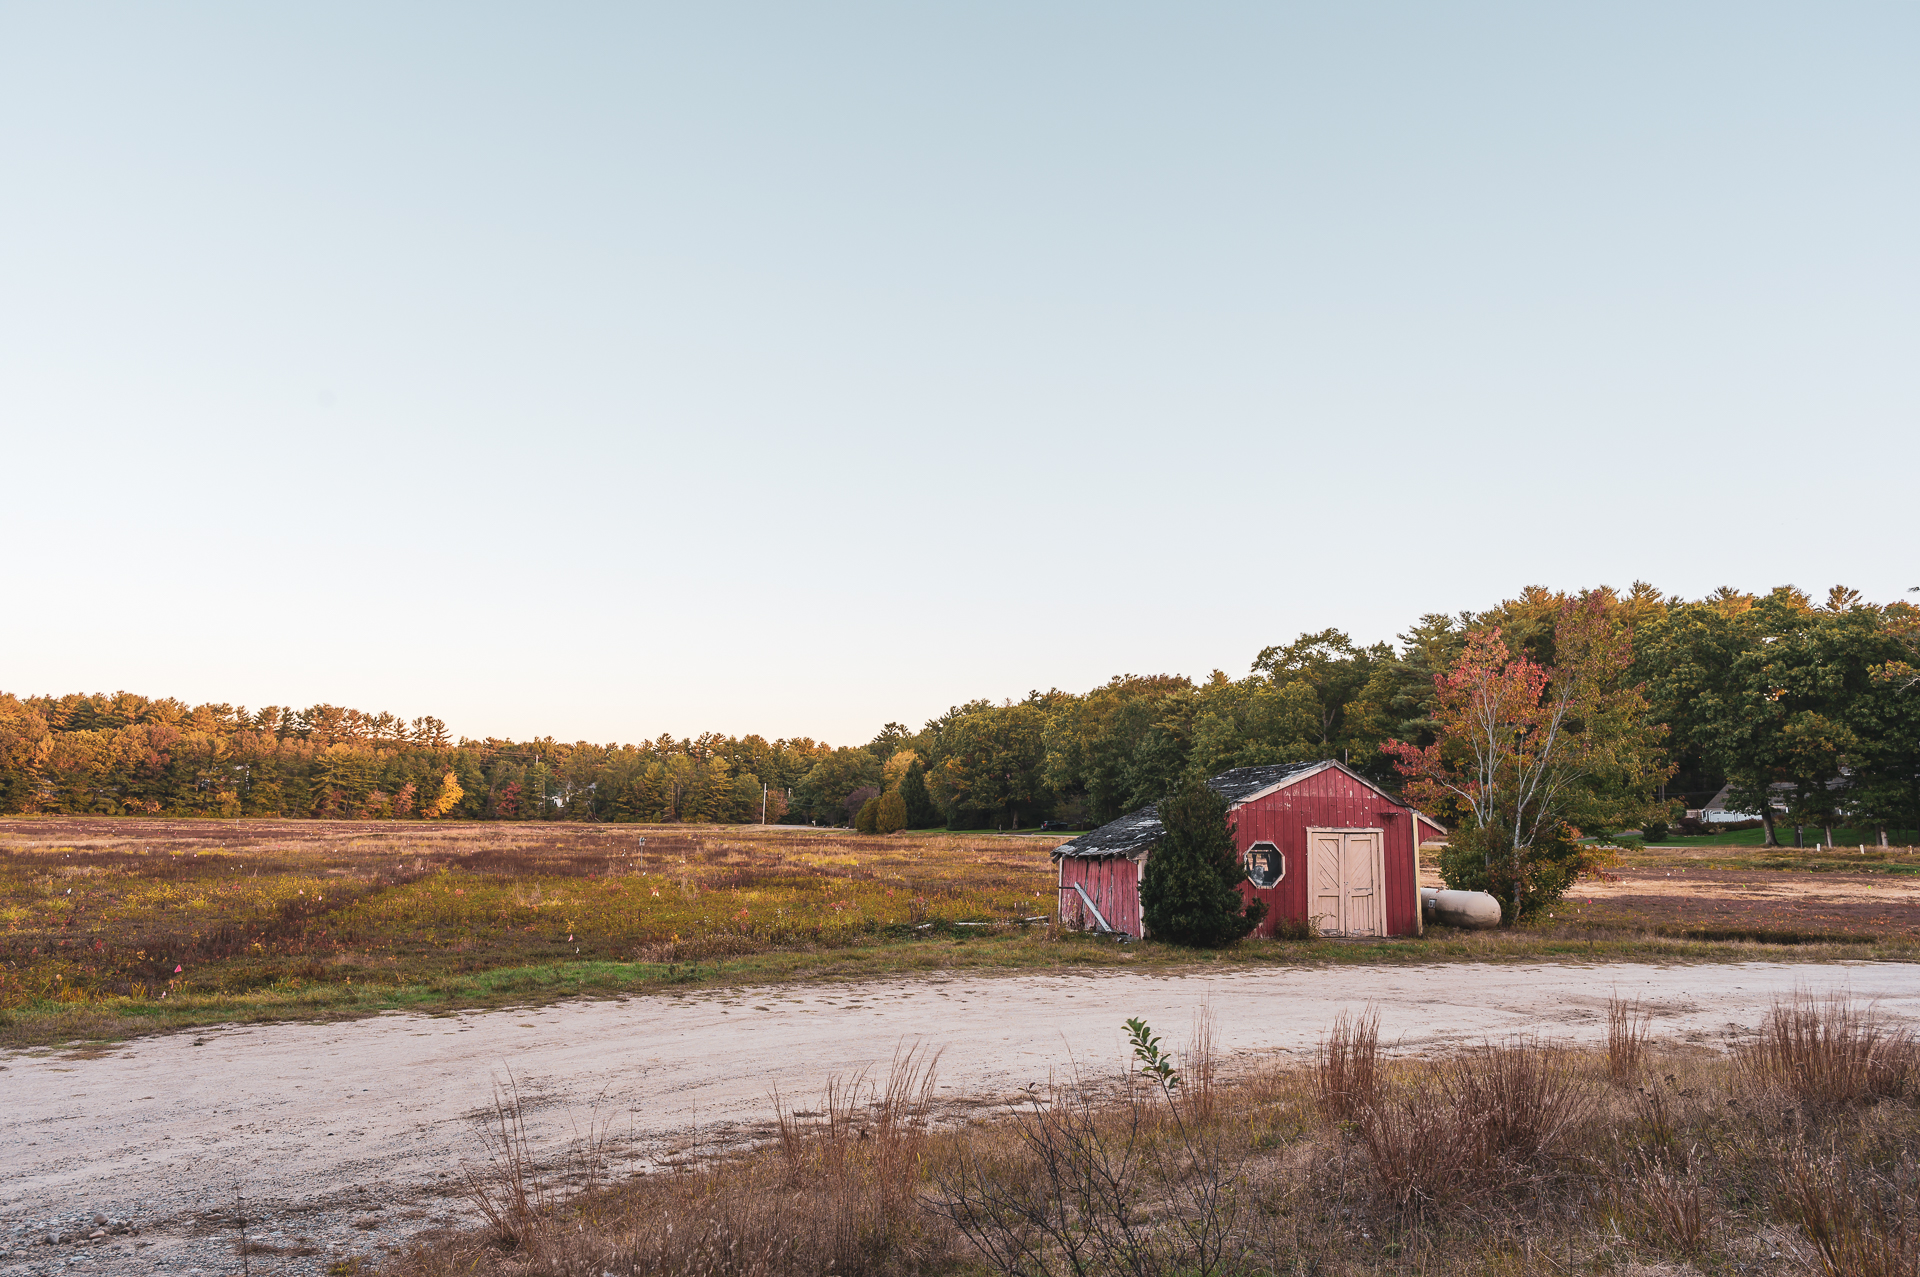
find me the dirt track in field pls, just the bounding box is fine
[1414,859,1920,938]
[7,960,1920,1275]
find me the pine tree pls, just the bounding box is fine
[876,790,907,834]
[855,795,881,834]
[900,759,940,828]
[1139,778,1266,946]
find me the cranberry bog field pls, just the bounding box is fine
[0,818,1062,1042]
[2,818,1918,1047]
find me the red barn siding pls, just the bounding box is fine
[1055,763,1426,941]
[1229,767,1420,938]
[1058,853,1140,936]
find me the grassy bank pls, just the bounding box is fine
[6,923,1916,1049]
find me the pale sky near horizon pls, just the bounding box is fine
[3,4,1915,746]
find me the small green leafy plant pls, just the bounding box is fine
[1125,1016,1179,1095]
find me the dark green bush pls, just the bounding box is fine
[1139,778,1265,946]
[1438,822,1593,923]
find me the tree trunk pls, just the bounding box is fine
[1794,825,1803,849]
[1761,809,1779,848]
[1512,838,1524,924]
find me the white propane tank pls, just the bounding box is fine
[1421,887,1502,930]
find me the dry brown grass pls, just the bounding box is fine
[1621,1152,1712,1256]
[1737,992,1919,1107]
[461,1071,614,1247]
[382,995,1920,1277]
[1776,1146,1920,1277]
[932,1013,1251,1277]
[427,1050,951,1277]
[1352,1036,1590,1211]
[1606,991,1651,1085]
[1314,1005,1380,1122]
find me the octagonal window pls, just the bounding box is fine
[1245,841,1284,888]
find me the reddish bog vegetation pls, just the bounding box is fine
[0,818,1058,1008]
[1564,863,1920,944]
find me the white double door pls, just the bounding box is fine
[1307,828,1386,937]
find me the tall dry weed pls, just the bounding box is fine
[1181,1005,1220,1125]
[1738,994,1917,1107]
[775,1044,942,1187]
[1606,993,1650,1086]
[462,1072,610,1247]
[1317,1007,1380,1122]
[1776,1147,1920,1277]
[1354,1085,1478,1210]
[528,1049,948,1277]
[1351,1037,1590,1210]
[1620,1152,1710,1256]
[1452,1037,1590,1165]
[936,1032,1246,1277]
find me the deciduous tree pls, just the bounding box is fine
[1386,595,1669,920]
[928,703,1049,828]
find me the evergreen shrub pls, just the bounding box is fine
[899,760,940,829]
[1140,778,1266,947]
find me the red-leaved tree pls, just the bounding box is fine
[1386,595,1668,920]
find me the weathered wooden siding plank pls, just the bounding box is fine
[1058,853,1142,935]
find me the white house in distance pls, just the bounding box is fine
[1693,776,1851,825]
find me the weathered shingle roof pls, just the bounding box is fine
[1052,761,1325,860]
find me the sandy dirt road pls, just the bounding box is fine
[6,960,1919,1274]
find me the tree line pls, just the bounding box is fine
[1,583,1915,851]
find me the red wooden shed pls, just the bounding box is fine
[1052,762,1446,939]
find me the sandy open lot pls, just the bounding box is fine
[6,960,1920,1274]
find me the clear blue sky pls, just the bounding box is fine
[3,3,1915,745]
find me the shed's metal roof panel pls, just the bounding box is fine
[1052,761,1324,860]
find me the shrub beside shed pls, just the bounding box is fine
[1052,761,1444,939]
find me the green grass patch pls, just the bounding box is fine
[4,922,1915,1049]
[1627,842,1920,875]
[1653,825,1918,849]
